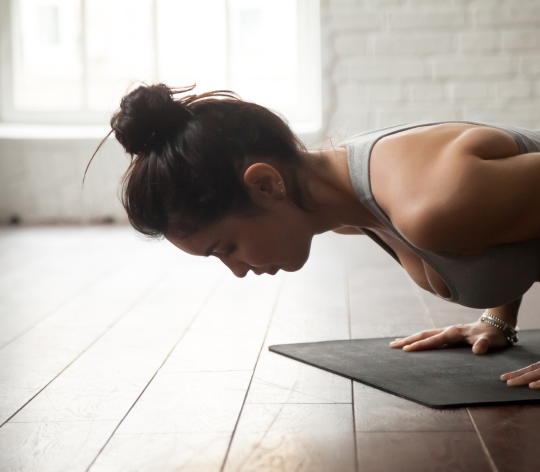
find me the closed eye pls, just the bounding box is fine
[212,245,236,258]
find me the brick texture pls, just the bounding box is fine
[0,138,129,225]
[1,0,540,224]
[323,0,540,136]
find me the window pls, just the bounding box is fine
[0,0,321,134]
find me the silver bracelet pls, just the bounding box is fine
[479,312,518,345]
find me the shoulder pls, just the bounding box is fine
[371,124,520,251]
[444,125,519,159]
[374,123,518,160]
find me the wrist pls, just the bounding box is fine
[486,307,517,328]
[480,311,519,345]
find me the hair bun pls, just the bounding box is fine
[112,83,191,155]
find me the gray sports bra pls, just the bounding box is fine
[344,121,540,309]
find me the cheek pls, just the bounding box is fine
[239,222,286,265]
[237,215,311,266]
[245,233,282,264]
[273,226,310,265]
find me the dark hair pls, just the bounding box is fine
[91,83,310,238]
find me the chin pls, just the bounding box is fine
[280,238,312,273]
[284,252,311,273]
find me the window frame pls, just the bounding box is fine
[0,0,321,134]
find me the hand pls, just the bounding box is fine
[500,362,540,388]
[389,321,509,355]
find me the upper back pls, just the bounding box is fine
[343,120,540,308]
[342,120,540,209]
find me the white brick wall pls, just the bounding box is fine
[0,138,129,225]
[1,0,539,224]
[322,0,540,138]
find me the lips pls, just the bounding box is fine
[252,266,280,276]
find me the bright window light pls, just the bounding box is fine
[15,0,84,110]
[6,0,321,134]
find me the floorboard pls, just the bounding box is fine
[414,254,540,471]
[355,432,493,472]
[353,384,473,433]
[0,420,120,472]
[90,270,283,471]
[0,251,225,471]
[347,237,494,471]
[469,405,540,472]
[223,235,356,472]
[1,227,538,471]
[0,227,151,343]
[0,247,178,427]
[225,403,356,472]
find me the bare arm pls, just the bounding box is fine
[487,297,521,328]
[496,298,540,388]
[389,297,521,355]
[390,293,540,387]
[374,125,540,384]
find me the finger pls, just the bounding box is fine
[506,368,540,387]
[389,329,444,348]
[500,362,540,381]
[472,337,489,355]
[530,379,540,389]
[403,326,464,352]
[402,331,456,352]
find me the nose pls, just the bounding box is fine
[219,256,250,278]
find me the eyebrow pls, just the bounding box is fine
[204,241,220,257]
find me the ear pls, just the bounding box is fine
[243,163,286,208]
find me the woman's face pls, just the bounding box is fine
[166,209,313,278]
[166,162,316,277]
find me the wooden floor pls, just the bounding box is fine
[1,227,539,472]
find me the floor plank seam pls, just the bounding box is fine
[345,247,353,343]
[345,245,360,472]
[160,370,253,374]
[351,382,360,472]
[0,264,176,430]
[354,429,481,433]
[245,402,353,405]
[219,273,287,472]
[7,419,124,424]
[84,272,227,472]
[467,409,499,472]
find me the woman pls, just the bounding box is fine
[93,83,540,389]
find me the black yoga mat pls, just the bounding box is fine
[269,329,540,409]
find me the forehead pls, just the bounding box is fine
[165,217,235,256]
[166,229,216,257]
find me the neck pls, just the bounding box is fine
[302,146,382,234]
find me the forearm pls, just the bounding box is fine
[486,297,522,328]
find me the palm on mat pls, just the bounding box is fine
[390,321,540,388]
